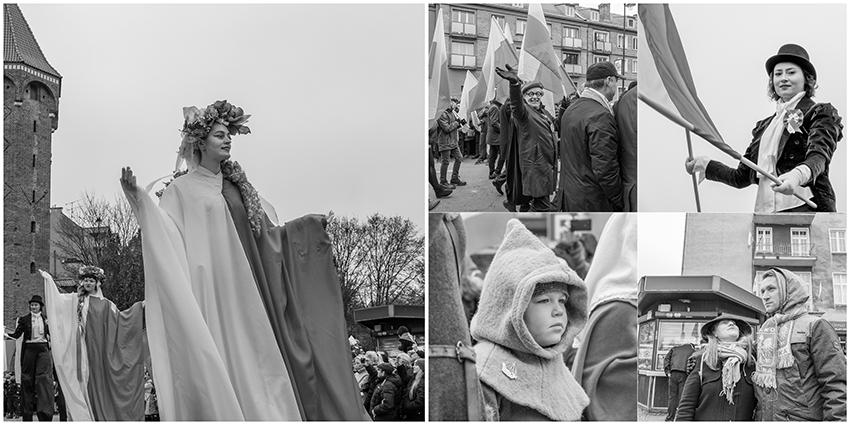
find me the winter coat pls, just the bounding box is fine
[401,378,425,421]
[469,219,589,421]
[370,373,403,421]
[508,83,558,198]
[559,97,624,211]
[500,100,532,206]
[615,86,637,212]
[435,109,462,152]
[706,97,843,212]
[486,104,502,146]
[675,357,757,421]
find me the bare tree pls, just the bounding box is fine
[53,192,144,310]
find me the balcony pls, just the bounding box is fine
[562,37,582,49]
[754,243,817,267]
[563,64,584,74]
[594,41,612,53]
[450,22,476,37]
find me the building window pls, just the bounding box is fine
[517,19,527,35]
[563,26,579,39]
[33,120,37,132]
[30,262,36,274]
[790,228,811,256]
[451,8,476,36]
[797,271,813,308]
[593,55,609,64]
[548,23,553,37]
[594,31,611,52]
[617,34,624,48]
[493,14,506,30]
[756,227,773,252]
[451,41,476,68]
[595,31,609,42]
[562,26,581,48]
[627,17,636,28]
[32,154,36,167]
[615,59,623,74]
[834,273,847,305]
[630,59,638,74]
[29,86,38,100]
[830,229,846,253]
[631,35,639,50]
[565,5,575,16]
[563,52,579,65]
[653,321,702,371]
[590,10,599,21]
[32,190,36,203]
[31,221,36,233]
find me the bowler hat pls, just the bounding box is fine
[521,81,544,94]
[28,295,44,306]
[586,61,624,81]
[700,314,752,341]
[765,43,816,80]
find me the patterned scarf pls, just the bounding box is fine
[715,341,749,404]
[753,269,809,388]
[221,160,263,237]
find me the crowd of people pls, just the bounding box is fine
[428,61,637,213]
[351,328,426,421]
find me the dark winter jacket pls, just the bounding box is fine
[370,373,403,421]
[401,378,425,421]
[508,82,558,198]
[615,86,637,212]
[705,97,843,212]
[8,312,51,356]
[486,104,502,146]
[435,109,462,152]
[559,97,624,211]
[675,357,757,421]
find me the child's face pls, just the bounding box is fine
[523,290,569,347]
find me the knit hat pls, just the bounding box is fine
[521,81,544,94]
[376,363,395,374]
[397,326,409,335]
[470,219,588,359]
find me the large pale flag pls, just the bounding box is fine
[459,70,478,121]
[518,3,576,111]
[429,8,451,127]
[468,18,518,111]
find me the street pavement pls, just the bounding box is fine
[430,155,506,213]
[638,404,667,422]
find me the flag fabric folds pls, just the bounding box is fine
[468,18,518,111]
[459,70,478,121]
[518,3,576,110]
[429,8,451,127]
[638,4,726,150]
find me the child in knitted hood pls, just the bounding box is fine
[469,219,590,421]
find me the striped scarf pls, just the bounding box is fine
[753,306,806,389]
[715,341,749,404]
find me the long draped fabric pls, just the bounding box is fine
[222,179,371,421]
[125,167,301,421]
[42,273,145,421]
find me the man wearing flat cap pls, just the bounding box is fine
[495,64,558,212]
[558,61,625,212]
[5,295,55,421]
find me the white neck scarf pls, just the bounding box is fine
[580,87,614,115]
[30,312,45,341]
[754,92,811,212]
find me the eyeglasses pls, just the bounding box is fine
[524,91,545,98]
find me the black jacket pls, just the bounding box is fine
[675,357,756,421]
[706,97,843,212]
[370,373,403,421]
[8,312,51,355]
[401,378,425,421]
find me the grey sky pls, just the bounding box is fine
[20,4,425,230]
[638,4,847,213]
[637,213,685,278]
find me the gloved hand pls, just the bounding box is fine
[684,156,710,183]
[495,64,521,85]
[772,165,811,195]
[458,118,467,126]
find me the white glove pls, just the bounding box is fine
[772,165,812,195]
[684,156,710,184]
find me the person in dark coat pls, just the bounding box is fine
[401,359,425,421]
[435,98,468,188]
[495,98,532,211]
[369,363,403,421]
[675,315,757,421]
[361,352,380,413]
[615,82,637,212]
[5,295,55,421]
[486,100,504,179]
[686,44,843,212]
[559,61,624,212]
[663,342,695,421]
[494,65,557,212]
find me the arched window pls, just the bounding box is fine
[30,262,36,274]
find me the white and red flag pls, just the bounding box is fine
[468,17,518,111]
[429,7,451,127]
[518,3,576,111]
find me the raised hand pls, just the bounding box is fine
[120,167,138,195]
[495,64,521,84]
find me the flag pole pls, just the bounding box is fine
[684,129,701,212]
[638,92,817,209]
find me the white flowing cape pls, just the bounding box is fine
[124,168,300,421]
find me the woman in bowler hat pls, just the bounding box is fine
[675,315,757,421]
[686,43,843,212]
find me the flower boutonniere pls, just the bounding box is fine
[784,109,803,134]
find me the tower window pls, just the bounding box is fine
[33,120,37,132]
[32,190,36,202]
[31,221,36,233]
[32,154,36,167]
[30,262,36,274]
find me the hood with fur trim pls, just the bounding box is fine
[470,219,588,359]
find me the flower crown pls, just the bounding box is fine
[78,265,105,282]
[180,100,251,142]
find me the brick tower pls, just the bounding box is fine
[4,4,61,327]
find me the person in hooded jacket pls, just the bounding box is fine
[401,359,425,421]
[753,268,845,421]
[469,219,590,421]
[369,363,403,421]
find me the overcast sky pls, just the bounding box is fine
[638,4,847,213]
[637,213,685,278]
[19,3,425,230]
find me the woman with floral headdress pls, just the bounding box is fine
[120,100,368,421]
[674,315,756,421]
[685,44,843,212]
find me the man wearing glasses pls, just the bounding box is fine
[558,61,625,212]
[495,65,558,212]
